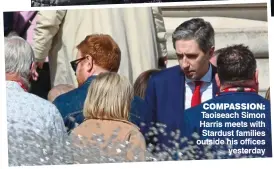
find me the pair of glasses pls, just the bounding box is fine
[70,57,87,72]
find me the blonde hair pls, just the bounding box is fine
[83,72,133,120]
[48,84,75,102]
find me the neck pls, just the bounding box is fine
[6,73,21,82]
[220,80,258,93]
[92,67,110,76]
[6,73,29,91]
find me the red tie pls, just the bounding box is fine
[191,81,203,107]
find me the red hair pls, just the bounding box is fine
[77,34,121,72]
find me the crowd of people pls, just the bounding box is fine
[4,9,272,166]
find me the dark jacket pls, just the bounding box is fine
[4,12,14,36]
[53,76,96,133]
[143,64,219,154]
[54,75,149,134]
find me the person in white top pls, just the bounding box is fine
[5,36,71,166]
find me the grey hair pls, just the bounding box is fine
[5,36,34,85]
[172,18,215,53]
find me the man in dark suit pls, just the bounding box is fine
[143,18,219,154]
[181,44,272,159]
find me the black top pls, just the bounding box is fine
[3,12,14,37]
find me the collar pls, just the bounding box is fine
[81,75,97,86]
[185,64,212,83]
[6,81,26,92]
[84,118,140,130]
[216,87,257,97]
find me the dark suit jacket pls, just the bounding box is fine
[143,64,219,154]
[181,92,272,159]
[4,12,14,36]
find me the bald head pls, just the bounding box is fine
[48,84,75,102]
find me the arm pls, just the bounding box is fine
[151,7,168,65]
[33,10,66,62]
[49,105,73,164]
[143,77,158,148]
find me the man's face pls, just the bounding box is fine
[175,39,212,80]
[75,51,91,86]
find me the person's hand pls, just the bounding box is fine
[31,61,44,81]
[36,61,44,69]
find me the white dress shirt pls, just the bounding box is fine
[185,65,213,110]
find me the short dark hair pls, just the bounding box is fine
[134,69,160,99]
[172,18,215,53]
[217,44,257,84]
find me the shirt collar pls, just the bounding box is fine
[6,81,25,92]
[185,64,212,83]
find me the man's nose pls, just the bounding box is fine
[182,56,190,68]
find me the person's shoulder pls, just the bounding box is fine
[27,92,60,113]
[151,65,182,81]
[132,96,145,104]
[220,92,269,104]
[53,87,79,104]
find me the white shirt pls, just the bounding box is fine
[185,65,213,110]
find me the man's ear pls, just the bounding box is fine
[86,55,94,72]
[209,46,215,59]
[254,69,259,84]
[215,73,221,88]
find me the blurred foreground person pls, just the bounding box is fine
[53,34,121,133]
[5,37,71,166]
[32,7,167,87]
[48,84,75,102]
[71,72,146,161]
[182,44,272,159]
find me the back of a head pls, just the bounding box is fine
[134,69,160,99]
[5,36,34,83]
[84,72,133,121]
[211,48,225,67]
[217,44,257,84]
[172,18,215,53]
[48,84,75,102]
[77,34,121,72]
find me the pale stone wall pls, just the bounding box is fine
[161,3,269,97]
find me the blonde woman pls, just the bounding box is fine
[71,72,146,162]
